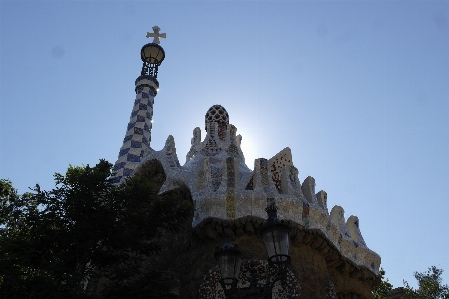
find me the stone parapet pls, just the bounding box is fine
[120,105,381,282]
[105,159,380,299]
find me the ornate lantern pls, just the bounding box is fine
[260,205,291,264]
[141,43,165,65]
[214,206,291,298]
[214,237,243,287]
[140,26,166,78]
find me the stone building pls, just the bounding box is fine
[386,288,406,299]
[111,27,382,299]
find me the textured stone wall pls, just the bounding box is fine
[192,218,378,299]
[96,159,379,299]
[137,123,381,276]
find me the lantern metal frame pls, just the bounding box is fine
[140,43,165,78]
[259,205,291,266]
[214,237,243,289]
[214,205,292,299]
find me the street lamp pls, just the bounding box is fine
[214,205,291,298]
[214,237,243,289]
[260,205,291,265]
[140,42,165,78]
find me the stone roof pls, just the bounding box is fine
[127,105,381,277]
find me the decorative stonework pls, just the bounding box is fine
[260,158,270,187]
[302,176,319,205]
[190,217,379,298]
[330,206,352,240]
[211,166,222,192]
[316,190,329,214]
[326,280,337,299]
[245,175,254,190]
[269,148,293,192]
[109,36,381,298]
[302,201,310,229]
[199,260,300,299]
[201,123,222,157]
[114,104,381,277]
[146,25,166,44]
[186,127,202,162]
[113,76,158,183]
[225,157,236,220]
[347,215,367,247]
[225,125,240,158]
[205,105,229,131]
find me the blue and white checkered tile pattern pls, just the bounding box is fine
[113,84,155,184]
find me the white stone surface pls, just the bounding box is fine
[117,105,381,275]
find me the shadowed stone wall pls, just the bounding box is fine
[93,159,379,299]
[192,219,378,299]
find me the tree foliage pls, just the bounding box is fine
[404,266,449,299]
[373,268,393,299]
[0,160,193,299]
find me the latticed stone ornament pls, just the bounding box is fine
[205,105,230,131]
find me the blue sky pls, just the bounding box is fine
[1,0,448,290]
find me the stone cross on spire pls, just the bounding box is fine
[146,26,166,44]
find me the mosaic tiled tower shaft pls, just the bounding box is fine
[113,76,158,183]
[113,27,166,183]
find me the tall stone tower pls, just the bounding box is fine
[113,26,166,184]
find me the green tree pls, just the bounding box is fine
[373,268,394,299]
[404,266,449,299]
[0,160,193,299]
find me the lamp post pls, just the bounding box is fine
[214,237,243,290]
[214,205,291,299]
[260,205,291,265]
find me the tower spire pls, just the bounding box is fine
[113,27,166,183]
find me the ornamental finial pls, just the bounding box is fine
[146,26,166,44]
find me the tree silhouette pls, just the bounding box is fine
[0,160,193,299]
